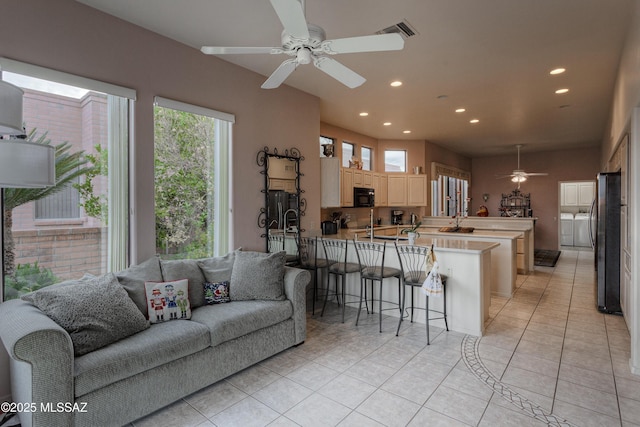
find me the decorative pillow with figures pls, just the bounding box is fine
[144,279,191,323]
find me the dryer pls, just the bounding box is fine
[573,213,591,247]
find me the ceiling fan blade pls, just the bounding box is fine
[313,56,366,88]
[321,33,404,54]
[261,59,298,89]
[201,46,281,55]
[270,0,310,39]
[524,172,548,176]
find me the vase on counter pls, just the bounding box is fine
[407,232,417,245]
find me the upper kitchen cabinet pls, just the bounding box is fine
[373,173,388,206]
[387,175,407,206]
[341,168,354,207]
[407,175,428,206]
[320,157,341,208]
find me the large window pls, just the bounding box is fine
[1,60,133,301]
[385,150,406,172]
[153,97,233,260]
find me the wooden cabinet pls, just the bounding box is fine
[407,175,428,206]
[516,236,525,272]
[387,175,407,206]
[353,170,363,187]
[578,182,594,205]
[363,171,373,187]
[270,178,296,193]
[341,168,354,207]
[320,157,341,208]
[373,173,388,207]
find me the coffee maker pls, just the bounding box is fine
[392,210,404,225]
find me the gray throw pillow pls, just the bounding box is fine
[160,259,207,309]
[116,256,163,316]
[229,251,286,301]
[197,249,238,284]
[22,273,149,356]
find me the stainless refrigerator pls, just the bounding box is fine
[592,172,622,314]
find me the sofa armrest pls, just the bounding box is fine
[283,267,310,344]
[0,299,74,427]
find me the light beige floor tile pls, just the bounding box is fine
[515,338,562,362]
[501,365,557,398]
[489,383,554,413]
[253,377,314,414]
[616,376,640,401]
[268,416,303,427]
[440,365,494,401]
[555,379,619,418]
[524,321,566,337]
[355,389,421,427]
[344,357,399,387]
[424,385,489,426]
[286,361,340,391]
[407,407,470,427]
[285,393,351,427]
[337,411,384,426]
[210,397,280,427]
[558,361,616,394]
[552,400,621,427]
[318,373,377,409]
[260,349,311,376]
[478,401,549,426]
[226,364,282,394]
[184,380,248,418]
[620,396,640,424]
[509,352,560,378]
[133,399,209,427]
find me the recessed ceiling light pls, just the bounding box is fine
[455,108,466,113]
[390,81,402,87]
[550,68,566,75]
[359,112,369,116]
[470,119,479,124]
[383,122,392,126]
[555,88,569,94]
[403,130,411,134]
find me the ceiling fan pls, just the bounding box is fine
[200,0,404,89]
[496,144,548,183]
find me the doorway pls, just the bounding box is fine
[558,180,595,250]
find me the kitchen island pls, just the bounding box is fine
[316,229,499,336]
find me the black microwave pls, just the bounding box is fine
[354,187,375,207]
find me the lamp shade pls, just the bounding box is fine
[0,140,55,187]
[0,80,24,135]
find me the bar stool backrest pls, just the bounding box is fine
[353,241,388,277]
[299,236,320,268]
[395,243,432,285]
[321,238,349,266]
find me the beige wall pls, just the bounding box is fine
[471,146,601,250]
[0,0,321,260]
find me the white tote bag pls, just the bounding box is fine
[421,249,443,297]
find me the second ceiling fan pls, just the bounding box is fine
[201,0,404,89]
[496,144,548,183]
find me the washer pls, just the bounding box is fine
[560,213,574,246]
[573,213,591,247]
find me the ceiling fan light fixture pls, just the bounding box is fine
[511,175,527,183]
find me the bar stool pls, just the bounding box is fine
[321,238,361,323]
[297,236,330,315]
[353,240,403,333]
[268,232,299,266]
[394,243,448,344]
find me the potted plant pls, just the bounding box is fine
[401,222,421,245]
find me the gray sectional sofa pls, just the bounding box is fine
[0,250,310,427]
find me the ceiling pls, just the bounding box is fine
[76,0,633,158]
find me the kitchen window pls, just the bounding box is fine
[342,141,354,167]
[385,150,406,172]
[362,147,372,170]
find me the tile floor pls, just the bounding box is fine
[131,249,640,427]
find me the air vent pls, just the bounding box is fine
[376,19,418,39]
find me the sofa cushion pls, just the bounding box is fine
[190,300,292,347]
[145,279,191,323]
[204,281,230,304]
[160,259,207,308]
[22,273,150,356]
[74,319,210,397]
[230,251,286,301]
[197,250,238,284]
[116,257,164,316]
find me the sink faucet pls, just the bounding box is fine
[284,209,298,235]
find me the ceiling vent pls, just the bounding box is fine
[376,20,418,39]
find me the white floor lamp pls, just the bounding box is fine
[0,78,56,301]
